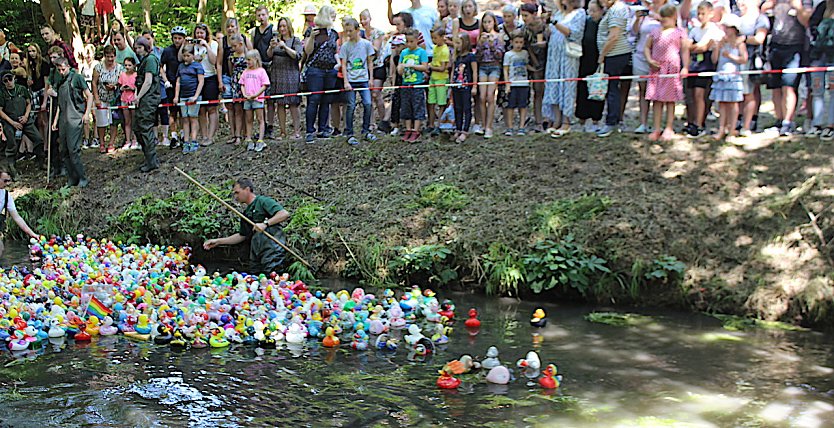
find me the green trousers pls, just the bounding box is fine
[249,226,287,274]
[58,120,86,185]
[135,97,159,169]
[2,120,43,177]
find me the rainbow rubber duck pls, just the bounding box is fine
[530,308,548,328]
[99,316,118,336]
[85,316,101,336]
[322,326,340,348]
[464,308,481,328]
[436,368,462,389]
[74,323,91,341]
[539,364,562,390]
[209,328,230,348]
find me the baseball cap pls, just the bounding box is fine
[303,4,317,15]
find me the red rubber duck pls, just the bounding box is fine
[74,323,92,341]
[436,369,462,389]
[464,308,481,328]
[539,364,562,390]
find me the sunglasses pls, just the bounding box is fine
[2,179,12,183]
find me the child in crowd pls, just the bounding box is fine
[503,31,530,136]
[174,44,205,153]
[118,57,137,150]
[340,17,377,145]
[685,1,723,137]
[710,15,746,140]
[428,28,451,136]
[240,49,270,152]
[397,29,429,142]
[645,4,690,142]
[451,33,477,142]
[475,12,504,139]
[228,35,248,146]
[443,0,462,37]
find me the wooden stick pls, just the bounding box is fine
[173,166,312,269]
[46,99,53,185]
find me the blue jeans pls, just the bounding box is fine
[345,81,372,136]
[811,58,834,127]
[305,67,338,134]
[603,53,630,126]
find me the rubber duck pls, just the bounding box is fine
[322,326,340,348]
[74,323,91,341]
[7,330,29,351]
[85,316,101,336]
[351,329,369,351]
[375,333,398,351]
[99,316,118,335]
[485,365,511,384]
[368,318,387,335]
[443,355,480,375]
[169,329,187,347]
[404,324,425,345]
[481,346,502,370]
[539,364,562,390]
[285,321,306,344]
[438,300,455,320]
[134,314,152,335]
[517,351,542,382]
[436,369,462,389]
[47,319,66,338]
[153,324,173,345]
[209,328,230,348]
[191,329,208,349]
[431,323,450,344]
[530,308,547,328]
[464,308,481,328]
[387,305,407,330]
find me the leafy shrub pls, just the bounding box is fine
[284,200,324,251]
[417,183,469,210]
[389,244,458,286]
[482,243,525,296]
[9,187,81,239]
[534,195,611,236]
[343,237,393,287]
[523,235,610,295]
[645,255,686,283]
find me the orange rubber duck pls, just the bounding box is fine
[539,364,562,390]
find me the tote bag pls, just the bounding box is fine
[587,65,608,101]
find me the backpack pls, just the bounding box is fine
[815,18,834,54]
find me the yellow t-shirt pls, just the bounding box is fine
[430,44,450,81]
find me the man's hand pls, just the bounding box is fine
[253,222,268,233]
[598,55,605,64]
[189,96,198,103]
[203,239,220,250]
[11,122,23,131]
[17,115,27,125]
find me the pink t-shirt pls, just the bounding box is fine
[118,72,137,105]
[239,67,270,98]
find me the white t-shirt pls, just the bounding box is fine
[0,189,18,214]
[195,40,219,77]
[403,6,439,51]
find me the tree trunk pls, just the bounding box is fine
[114,0,124,22]
[223,0,236,20]
[142,0,152,30]
[60,0,84,62]
[40,0,68,39]
[197,0,208,23]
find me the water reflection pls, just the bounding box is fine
[0,286,832,427]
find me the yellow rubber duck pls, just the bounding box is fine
[322,326,340,348]
[85,316,100,336]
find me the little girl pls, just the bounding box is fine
[227,35,248,145]
[118,57,138,149]
[451,34,477,142]
[710,16,746,140]
[644,4,690,141]
[239,49,270,152]
[475,12,504,139]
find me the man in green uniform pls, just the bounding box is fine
[0,72,43,177]
[133,37,161,172]
[51,57,92,188]
[203,178,291,274]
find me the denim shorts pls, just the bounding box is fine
[479,64,501,79]
[243,99,265,110]
[181,96,201,118]
[767,44,804,89]
[222,74,234,99]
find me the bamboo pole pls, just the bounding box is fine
[46,99,53,185]
[173,166,312,269]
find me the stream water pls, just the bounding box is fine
[0,241,833,427]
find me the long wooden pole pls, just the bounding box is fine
[46,99,53,184]
[173,166,312,269]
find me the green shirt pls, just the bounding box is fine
[136,53,161,102]
[240,195,285,237]
[0,84,31,120]
[116,46,137,65]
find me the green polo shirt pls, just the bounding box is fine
[240,195,284,237]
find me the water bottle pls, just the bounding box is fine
[14,129,22,140]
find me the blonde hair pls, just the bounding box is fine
[315,5,336,28]
[245,49,262,67]
[360,9,371,20]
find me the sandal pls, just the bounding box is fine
[648,130,661,142]
[227,136,239,145]
[99,145,107,154]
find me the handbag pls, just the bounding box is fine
[587,65,608,101]
[566,41,583,59]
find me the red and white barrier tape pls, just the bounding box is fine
[94,65,834,111]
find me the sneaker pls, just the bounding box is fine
[408,130,420,142]
[305,133,316,143]
[82,139,89,149]
[246,139,255,151]
[484,129,493,139]
[265,125,274,139]
[254,139,266,152]
[390,127,400,136]
[739,129,753,137]
[583,122,597,133]
[318,131,332,139]
[596,125,615,138]
[806,126,821,136]
[160,139,171,147]
[472,124,484,135]
[779,121,795,136]
[347,136,359,146]
[331,128,342,137]
[633,124,650,134]
[131,141,140,150]
[92,138,100,148]
[516,128,527,136]
[401,130,413,142]
[821,128,834,141]
[504,128,514,136]
[191,141,200,153]
[182,142,190,154]
[364,133,378,143]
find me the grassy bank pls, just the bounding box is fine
[8,129,834,327]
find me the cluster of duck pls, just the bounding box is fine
[2,236,483,357]
[437,343,561,391]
